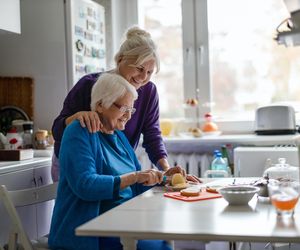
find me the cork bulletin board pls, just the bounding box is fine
[0,77,34,120]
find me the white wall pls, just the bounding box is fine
[111,0,138,61]
[0,0,133,131]
[0,0,68,131]
[0,0,21,34]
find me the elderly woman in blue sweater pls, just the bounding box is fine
[49,73,171,250]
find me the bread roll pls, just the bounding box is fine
[171,173,185,186]
[180,187,200,197]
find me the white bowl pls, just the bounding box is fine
[218,185,260,205]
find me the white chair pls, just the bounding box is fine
[0,182,58,250]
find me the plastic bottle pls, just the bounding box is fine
[213,149,220,159]
[204,151,228,178]
[207,152,229,178]
[205,152,228,178]
[211,152,228,171]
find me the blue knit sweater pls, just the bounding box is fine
[48,120,149,250]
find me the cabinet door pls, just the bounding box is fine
[34,163,54,238]
[34,164,52,186]
[0,168,37,245]
[0,0,21,34]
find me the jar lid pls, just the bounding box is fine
[23,123,33,130]
[12,119,26,126]
[263,158,299,181]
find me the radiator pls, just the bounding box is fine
[136,147,212,177]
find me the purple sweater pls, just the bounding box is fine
[52,72,167,165]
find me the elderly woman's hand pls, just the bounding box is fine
[136,169,163,186]
[65,111,103,133]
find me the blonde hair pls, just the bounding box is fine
[90,73,138,111]
[114,26,160,73]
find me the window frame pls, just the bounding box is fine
[182,0,211,121]
[112,0,255,133]
[182,0,255,133]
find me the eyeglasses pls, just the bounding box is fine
[113,102,136,115]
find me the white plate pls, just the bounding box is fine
[203,131,222,136]
[178,132,194,138]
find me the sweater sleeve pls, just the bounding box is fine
[141,84,168,166]
[52,73,99,158]
[116,131,152,195]
[59,121,115,201]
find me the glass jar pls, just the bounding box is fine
[34,130,48,149]
[263,158,299,182]
[22,122,34,148]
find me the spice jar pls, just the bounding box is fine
[35,130,48,149]
[22,122,34,148]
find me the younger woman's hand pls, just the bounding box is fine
[186,174,202,183]
[76,111,102,133]
[66,111,103,133]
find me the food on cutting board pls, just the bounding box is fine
[202,113,219,132]
[206,185,222,193]
[171,173,188,189]
[180,187,201,197]
[186,98,198,107]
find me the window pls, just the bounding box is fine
[136,0,300,128]
[138,0,184,118]
[207,0,300,121]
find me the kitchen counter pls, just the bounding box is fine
[76,178,300,249]
[0,157,52,174]
[163,133,300,153]
[0,155,53,245]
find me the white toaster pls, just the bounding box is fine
[254,105,296,135]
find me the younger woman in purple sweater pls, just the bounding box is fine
[52,26,199,183]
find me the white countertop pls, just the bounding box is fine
[165,133,300,145]
[163,134,300,152]
[0,157,51,174]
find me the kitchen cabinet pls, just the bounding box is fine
[0,157,52,246]
[34,164,54,237]
[0,0,21,34]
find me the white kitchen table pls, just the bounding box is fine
[76,178,300,250]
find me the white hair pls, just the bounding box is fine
[90,73,137,111]
[114,26,160,73]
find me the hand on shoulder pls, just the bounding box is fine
[66,111,103,133]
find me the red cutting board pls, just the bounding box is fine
[164,190,222,202]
